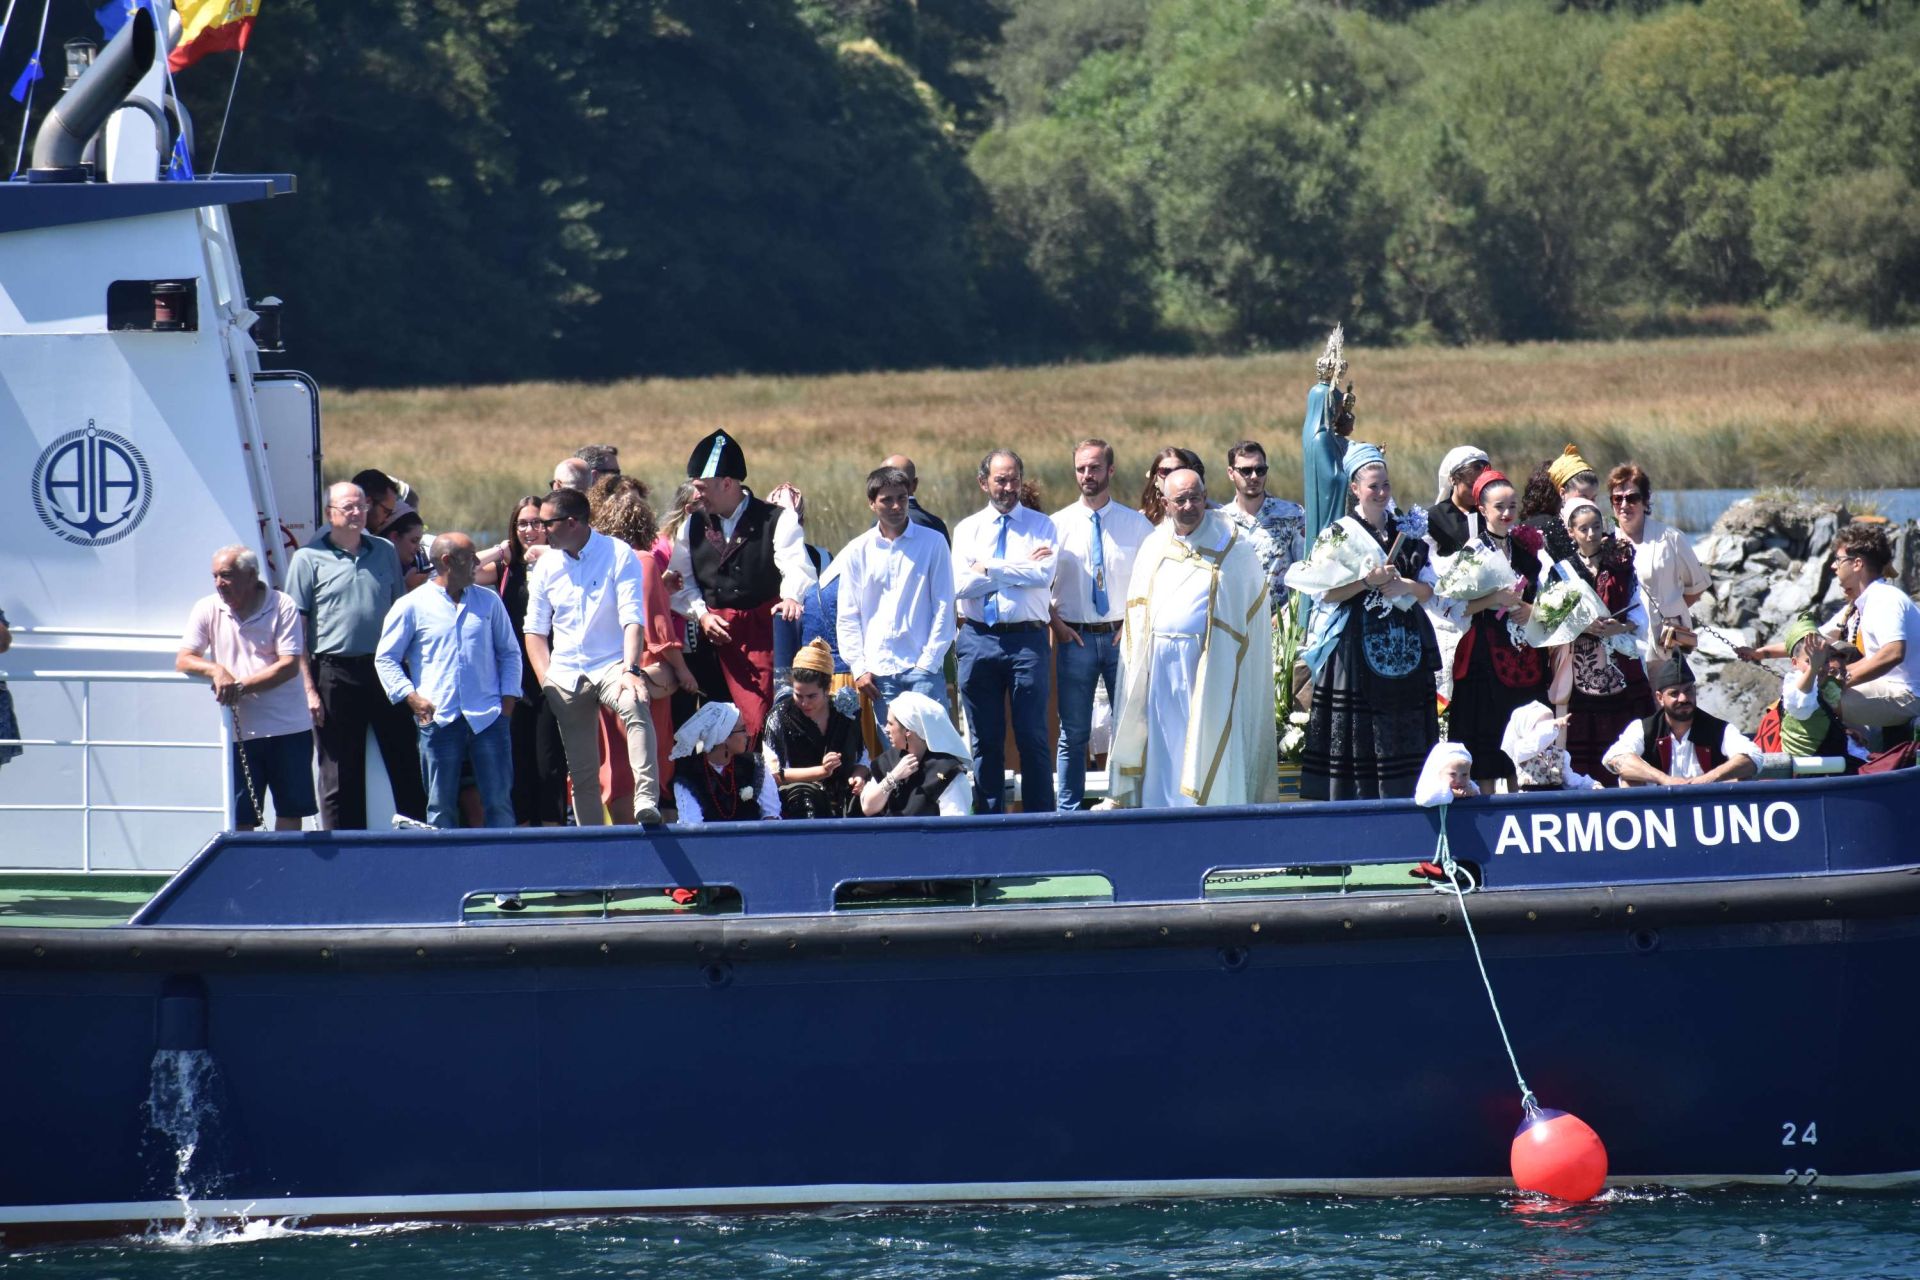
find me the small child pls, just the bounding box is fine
[1777,615,1864,767]
[1415,741,1480,807]
[1499,701,1601,792]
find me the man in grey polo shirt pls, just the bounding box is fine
[288,481,429,829]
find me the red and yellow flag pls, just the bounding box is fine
[167,0,262,71]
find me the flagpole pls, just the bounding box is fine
[208,45,243,174]
[10,0,51,177]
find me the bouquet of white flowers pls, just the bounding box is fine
[1283,522,1381,597]
[1432,543,1520,603]
[1518,574,1605,648]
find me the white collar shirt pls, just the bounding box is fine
[1049,497,1152,626]
[834,522,957,676]
[952,503,1058,625]
[524,528,646,685]
[375,581,522,732]
[1603,715,1762,779]
[666,498,816,619]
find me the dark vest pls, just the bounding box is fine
[679,754,765,824]
[690,497,782,609]
[1425,500,1475,557]
[874,749,966,817]
[1637,708,1731,775]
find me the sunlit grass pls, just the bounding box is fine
[322,326,1920,548]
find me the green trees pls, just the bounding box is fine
[110,0,1920,386]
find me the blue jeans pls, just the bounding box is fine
[1054,627,1121,810]
[955,624,1053,814]
[871,667,948,740]
[419,715,514,829]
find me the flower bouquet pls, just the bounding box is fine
[1432,543,1520,603]
[1284,522,1381,597]
[1517,574,1605,648]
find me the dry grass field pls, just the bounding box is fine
[323,327,1920,549]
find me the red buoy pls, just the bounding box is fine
[1510,1106,1608,1202]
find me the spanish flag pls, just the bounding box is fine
[167,0,261,71]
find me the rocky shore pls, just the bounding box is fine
[1690,498,1920,730]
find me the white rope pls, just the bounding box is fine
[1435,806,1539,1118]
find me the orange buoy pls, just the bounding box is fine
[1510,1106,1608,1202]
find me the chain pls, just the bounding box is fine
[1693,623,1789,676]
[228,702,264,829]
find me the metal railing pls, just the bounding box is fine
[0,668,228,872]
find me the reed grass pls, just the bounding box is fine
[322,327,1920,549]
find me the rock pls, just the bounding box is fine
[1807,511,1840,563]
[1713,498,1851,562]
[1697,661,1778,733]
[1748,547,1791,572]
[1699,533,1744,571]
[1758,555,1827,627]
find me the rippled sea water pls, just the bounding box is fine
[7,1193,1920,1279]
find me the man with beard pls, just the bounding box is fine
[1108,469,1278,810]
[1603,654,1760,786]
[1218,439,1306,613]
[1048,439,1151,810]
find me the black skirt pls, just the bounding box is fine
[1302,602,1440,802]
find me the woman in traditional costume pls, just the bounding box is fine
[763,640,871,818]
[1548,496,1653,785]
[1297,444,1441,801]
[860,691,974,817]
[1436,470,1550,790]
[671,702,773,826]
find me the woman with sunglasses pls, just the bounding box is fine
[1137,447,1205,526]
[1608,463,1709,668]
[494,495,569,824]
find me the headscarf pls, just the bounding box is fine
[1436,446,1490,504]
[791,637,835,677]
[1414,742,1479,807]
[1547,444,1594,494]
[884,691,971,766]
[1500,701,1560,767]
[1560,495,1603,530]
[1470,468,1511,508]
[1342,441,1386,483]
[671,702,742,760]
[1782,613,1819,658]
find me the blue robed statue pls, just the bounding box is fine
[1301,325,1355,548]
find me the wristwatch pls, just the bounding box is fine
[626,663,643,678]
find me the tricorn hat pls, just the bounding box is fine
[687,430,747,481]
[1650,652,1696,691]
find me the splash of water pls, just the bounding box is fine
[142,1048,219,1241]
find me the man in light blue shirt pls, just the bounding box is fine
[376,533,521,828]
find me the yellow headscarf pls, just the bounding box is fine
[1547,444,1594,493]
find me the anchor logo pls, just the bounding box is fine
[32,422,154,547]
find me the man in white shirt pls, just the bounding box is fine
[1605,654,1760,786]
[953,449,1058,813]
[1048,439,1151,810]
[376,533,522,829]
[667,430,817,738]
[177,545,317,831]
[1739,523,1920,734]
[524,486,662,825]
[837,465,956,738]
[1218,439,1306,613]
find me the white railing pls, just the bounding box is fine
[0,668,229,872]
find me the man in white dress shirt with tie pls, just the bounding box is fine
[837,465,957,739]
[953,449,1058,813]
[1049,439,1151,810]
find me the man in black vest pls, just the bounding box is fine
[666,430,816,738]
[1603,654,1760,787]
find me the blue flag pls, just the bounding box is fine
[166,136,194,181]
[94,0,130,38]
[9,53,43,104]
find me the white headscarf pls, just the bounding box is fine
[1436,446,1489,504]
[671,702,741,760]
[885,692,971,765]
[1501,701,1559,767]
[1560,495,1603,529]
[1414,741,1479,807]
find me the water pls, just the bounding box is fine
[1661,489,1920,536]
[6,1194,1920,1278]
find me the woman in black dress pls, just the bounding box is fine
[1440,471,1550,790]
[494,495,568,825]
[1299,444,1442,801]
[860,691,974,818]
[671,702,771,825]
[763,640,870,817]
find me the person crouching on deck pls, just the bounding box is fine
[764,640,871,817]
[1603,654,1760,787]
[671,702,772,826]
[861,691,974,818]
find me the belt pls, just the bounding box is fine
[962,619,1047,635]
[1064,620,1121,634]
[314,652,375,664]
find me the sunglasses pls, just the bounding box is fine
[1232,465,1269,478]
[1610,493,1644,508]
[536,515,573,528]
[1154,467,1179,478]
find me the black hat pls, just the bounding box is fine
[687,430,747,481]
[1650,652,1696,691]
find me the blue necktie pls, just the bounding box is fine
[1089,508,1109,618]
[983,513,1010,625]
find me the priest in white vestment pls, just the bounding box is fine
[1108,469,1279,809]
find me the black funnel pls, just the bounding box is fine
[28,6,156,181]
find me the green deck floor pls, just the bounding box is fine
[0,873,173,928]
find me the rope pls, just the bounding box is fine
[1434,806,1539,1117]
[208,46,243,173]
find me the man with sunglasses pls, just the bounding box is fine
[1608,463,1708,668]
[1219,440,1305,613]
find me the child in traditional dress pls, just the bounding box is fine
[1499,701,1602,791]
[1414,741,1480,807]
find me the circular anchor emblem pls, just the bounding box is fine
[31,422,153,547]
